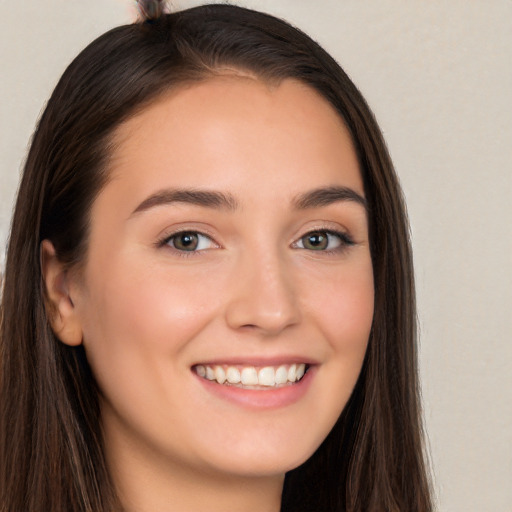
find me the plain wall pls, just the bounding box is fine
[1,1,511,510]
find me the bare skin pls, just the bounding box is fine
[42,76,374,511]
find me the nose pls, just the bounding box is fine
[224,249,301,336]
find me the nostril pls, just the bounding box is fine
[239,323,258,330]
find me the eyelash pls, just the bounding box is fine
[157,227,355,258]
[292,229,355,254]
[157,230,218,258]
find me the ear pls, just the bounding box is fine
[40,240,83,346]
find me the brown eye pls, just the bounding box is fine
[302,231,329,250]
[172,232,199,251]
[295,230,353,252]
[165,231,216,252]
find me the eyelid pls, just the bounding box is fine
[156,227,220,253]
[292,226,355,252]
[155,223,355,256]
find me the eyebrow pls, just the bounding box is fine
[130,184,367,217]
[131,188,239,216]
[291,186,367,211]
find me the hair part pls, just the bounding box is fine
[1,5,432,511]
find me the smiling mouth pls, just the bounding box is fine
[193,363,308,389]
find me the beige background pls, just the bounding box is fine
[1,1,511,510]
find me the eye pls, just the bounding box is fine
[295,230,353,251]
[164,231,216,252]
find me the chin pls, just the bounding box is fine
[192,427,324,478]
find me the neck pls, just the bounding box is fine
[118,469,283,512]
[104,423,284,512]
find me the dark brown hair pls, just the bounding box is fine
[0,4,432,511]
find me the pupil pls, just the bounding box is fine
[306,232,327,250]
[176,232,198,250]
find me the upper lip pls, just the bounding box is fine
[191,356,319,367]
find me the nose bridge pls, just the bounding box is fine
[225,241,300,335]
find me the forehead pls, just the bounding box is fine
[104,76,363,209]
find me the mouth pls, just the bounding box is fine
[193,363,309,389]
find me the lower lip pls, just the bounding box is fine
[194,366,316,410]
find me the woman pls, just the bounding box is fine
[0,1,432,511]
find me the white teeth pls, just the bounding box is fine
[275,365,288,384]
[258,366,275,386]
[296,363,306,380]
[226,367,241,384]
[241,367,259,385]
[288,364,297,382]
[196,363,308,387]
[214,366,226,384]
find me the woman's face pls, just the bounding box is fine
[68,76,374,479]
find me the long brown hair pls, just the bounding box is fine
[0,4,432,511]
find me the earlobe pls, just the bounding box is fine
[40,240,83,346]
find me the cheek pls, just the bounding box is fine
[328,280,374,349]
[303,257,374,405]
[77,258,223,390]
[86,257,218,334]
[305,257,374,353]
